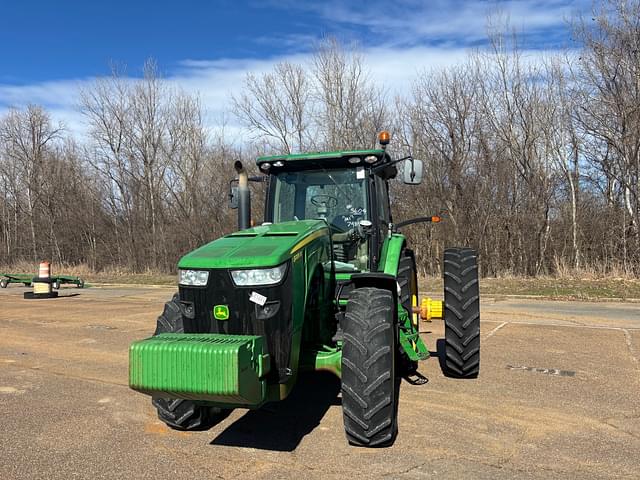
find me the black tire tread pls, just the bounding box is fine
[152,293,224,431]
[397,250,419,376]
[397,251,416,311]
[342,287,398,447]
[443,247,480,378]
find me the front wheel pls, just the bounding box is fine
[341,287,399,447]
[443,247,480,378]
[152,397,227,431]
[152,293,230,430]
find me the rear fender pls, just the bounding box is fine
[378,234,406,276]
[350,273,399,309]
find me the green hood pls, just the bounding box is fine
[178,220,329,269]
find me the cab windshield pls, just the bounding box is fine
[270,168,368,233]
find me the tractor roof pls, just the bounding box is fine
[256,149,391,172]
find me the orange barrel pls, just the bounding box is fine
[38,261,50,279]
[33,261,52,295]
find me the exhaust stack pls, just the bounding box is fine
[234,161,251,230]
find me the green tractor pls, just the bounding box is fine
[129,132,480,447]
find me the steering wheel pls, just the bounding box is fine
[310,194,338,208]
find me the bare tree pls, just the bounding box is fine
[311,37,388,150]
[233,62,311,154]
[572,0,640,270]
[0,106,62,261]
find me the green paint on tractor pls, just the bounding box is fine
[179,220,328,269]
[129,135,481,447]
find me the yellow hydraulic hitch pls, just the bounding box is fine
[413,298,443,322]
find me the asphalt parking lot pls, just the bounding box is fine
[0,285,638,479]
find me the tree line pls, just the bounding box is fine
[1,1,638,276]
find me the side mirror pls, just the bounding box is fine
[403,159,423,185]
[229,185,239,209]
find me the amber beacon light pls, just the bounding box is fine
[378,130,390,146]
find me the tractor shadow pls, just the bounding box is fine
[210,371,341,452]
[433,338,458,378]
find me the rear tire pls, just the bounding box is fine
[152,293,228,431]
[443,247,480,378]
[397,250,417,312]
[341,287,398,447]
[397,250,419,376]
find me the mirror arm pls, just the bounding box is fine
[371,155,412,175]
[248,175,268,182]
[230,176,267,183]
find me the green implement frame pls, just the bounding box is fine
[0,273,85,289]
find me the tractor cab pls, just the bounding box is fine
[254,134,423,272]
[260,150,389,272]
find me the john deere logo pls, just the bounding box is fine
[213,305,229,320]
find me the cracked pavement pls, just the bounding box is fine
[0,286,639,479]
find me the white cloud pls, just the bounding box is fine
[0,0,587,142]
[268,0,589,46]
[0,42,564,144]
[0,46,466,140]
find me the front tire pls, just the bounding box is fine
[152,397,225,431]
[341,287,398,447]
[443,247,480,378]
[152,294,228,430]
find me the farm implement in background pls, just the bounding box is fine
[1,265,85,293]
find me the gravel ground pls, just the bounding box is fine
[0,285,638,479]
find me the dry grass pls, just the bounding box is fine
[3,261,638,300]
[421,273,640,301]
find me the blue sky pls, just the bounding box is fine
[0,0,589,136]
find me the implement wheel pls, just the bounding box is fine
[0,279,7,288]
[152,294,229,431]
[443,247,480,378]
[341,287,399,447]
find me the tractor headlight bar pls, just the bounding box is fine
[230,264,287,287]
[179,269,210,286]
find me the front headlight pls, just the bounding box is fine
[230,264,287,286]
[179,269,210,286]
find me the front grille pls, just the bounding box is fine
[179,267,293,383]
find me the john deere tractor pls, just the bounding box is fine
[129,132,480,447]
